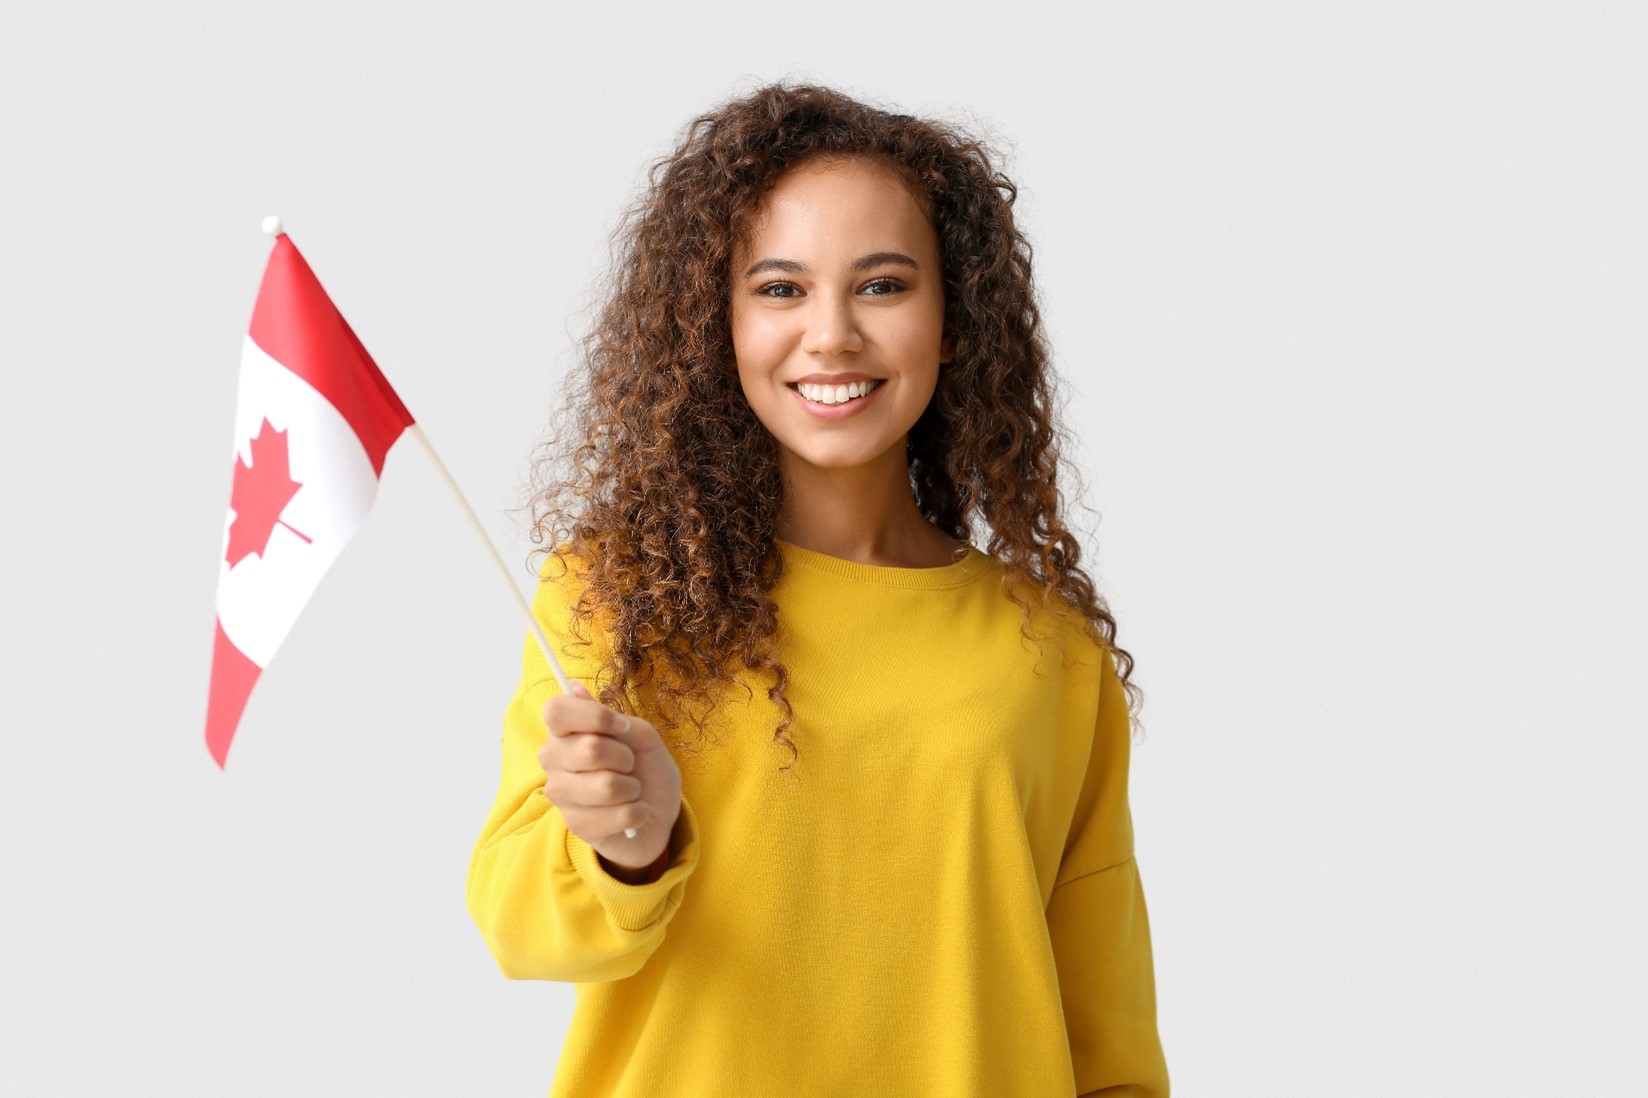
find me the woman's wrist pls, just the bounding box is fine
[598,844,672,885]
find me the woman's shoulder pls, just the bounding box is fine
[528,542,581,598]
[528,542,608,633]
[524,541,627,677]
[984,561,1110,664]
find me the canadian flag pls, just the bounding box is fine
[207,227,415,767]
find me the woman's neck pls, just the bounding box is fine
[775,445,959,568]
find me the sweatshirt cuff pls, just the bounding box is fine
[564,796,701,932]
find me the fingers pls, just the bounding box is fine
[558,799,652,842]
[543,766,643,809]
[542,690,631,739]
[537,731,638,798]
[550,731,637,774]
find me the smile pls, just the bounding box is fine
[790,379,883,405]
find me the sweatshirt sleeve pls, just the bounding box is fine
[1048,645,1170,1097]
[465,554,702,984]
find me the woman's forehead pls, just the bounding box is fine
[737,158,937,261]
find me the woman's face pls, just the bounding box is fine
[729,157,950,479]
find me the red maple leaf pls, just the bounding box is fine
[225,418,311,568]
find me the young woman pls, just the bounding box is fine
[467,82,1169,1097]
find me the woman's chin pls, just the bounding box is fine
[775,436,910,476]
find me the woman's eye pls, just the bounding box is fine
[862,278,905,296]
[757,282,801,298]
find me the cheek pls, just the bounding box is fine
[731,305,774,366]
[730,322,782,413]
[732,316,794,389]
[870,307,946,368]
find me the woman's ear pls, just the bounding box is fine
[939,334,954,365]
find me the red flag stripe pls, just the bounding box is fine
[247,235,414,474]
[206,619,262,768]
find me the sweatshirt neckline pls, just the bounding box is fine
[774,537,993,590]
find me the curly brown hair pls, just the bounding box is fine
[523,81,1141,774]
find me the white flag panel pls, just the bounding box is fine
[216,335,381,668]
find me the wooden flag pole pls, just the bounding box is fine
[407,425,640,840]
[407,425,570,692]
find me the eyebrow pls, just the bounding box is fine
[742,251,922,277]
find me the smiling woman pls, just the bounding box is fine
[731,158,954,524]
[466,82,1170,1098]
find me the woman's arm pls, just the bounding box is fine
[465,559,701,983]
[1050,645,1170,1097]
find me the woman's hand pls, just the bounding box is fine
[538,681,682,874]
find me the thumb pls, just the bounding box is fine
[567,680,593,700]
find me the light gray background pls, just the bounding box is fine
[3,2,1644,1094]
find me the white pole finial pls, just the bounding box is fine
[261,215,285,238]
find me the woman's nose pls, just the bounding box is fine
[800,292,864,356]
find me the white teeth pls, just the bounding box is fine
[796,380,879,404]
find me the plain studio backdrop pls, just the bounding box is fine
[2,2,1643,1094]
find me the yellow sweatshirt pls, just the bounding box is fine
[467,539,1169,1097]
